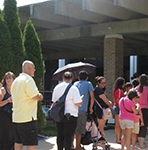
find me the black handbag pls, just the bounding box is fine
[81,131,92,145]
[50,84,72,122]
[81,117,92,145]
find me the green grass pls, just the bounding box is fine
[40,121,57,137]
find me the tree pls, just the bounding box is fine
[3,0,25,76]
[23,20,45,88]
[23,20,46,132]
[0,15,13,80]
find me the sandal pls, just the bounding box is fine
[139,144,148,149]
[132,146,139,150]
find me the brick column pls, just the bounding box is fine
[104,34,124,101]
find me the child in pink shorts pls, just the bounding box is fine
[119,89,139,150]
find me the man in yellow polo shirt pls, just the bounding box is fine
[11,60,43,150]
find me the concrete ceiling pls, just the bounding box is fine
[19,0,148,60]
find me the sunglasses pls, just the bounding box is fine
[100,82,106,84]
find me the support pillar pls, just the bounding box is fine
[104,34,124,100]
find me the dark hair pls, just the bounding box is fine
[132,79,139,88]
[125,82,132,89]
[78,70,88,80]
[113,77,125,91]
[131,72,140,80]
[127,89,139,100]
[95,76,105,84]
[63,71,73,80]
[139,74,148,93]
[1,71,15,86]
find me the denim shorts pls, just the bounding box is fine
[112,105,120,115]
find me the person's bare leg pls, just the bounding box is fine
[125,128,132,150]
[138,137,145,148]
[121,129,126,150]
[97,118,106,136]
[27,146,37,150]
[14,143,23,150]
[75,133,82,150]
[132,133,137,149]
[115,115,121,143]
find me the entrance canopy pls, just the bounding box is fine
[19,0,148,60]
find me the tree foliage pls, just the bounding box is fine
[0,15,13,80]
[23,20,45,88]
[3,0,25,76]
[23,20,46,132]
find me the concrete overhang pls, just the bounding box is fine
[18,0,148,60]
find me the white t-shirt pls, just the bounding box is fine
[52,82,82,117]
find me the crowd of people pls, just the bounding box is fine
[1,60,148,150]
[52,71,148,150]
[112,74,148,150]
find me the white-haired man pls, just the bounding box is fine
[11,60,43,150]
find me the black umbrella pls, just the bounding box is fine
[52,62,96,81]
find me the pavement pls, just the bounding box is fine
[23,129,148,150]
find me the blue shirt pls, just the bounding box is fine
[74,81,94,112]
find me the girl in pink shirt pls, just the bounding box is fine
[113,77,125,144]
[119,89,139,150]
[135,74,148,148]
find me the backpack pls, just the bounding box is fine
[50,84,72,122]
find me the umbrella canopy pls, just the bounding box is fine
[52,62,96,81]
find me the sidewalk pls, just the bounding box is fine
[34,129,148,150]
